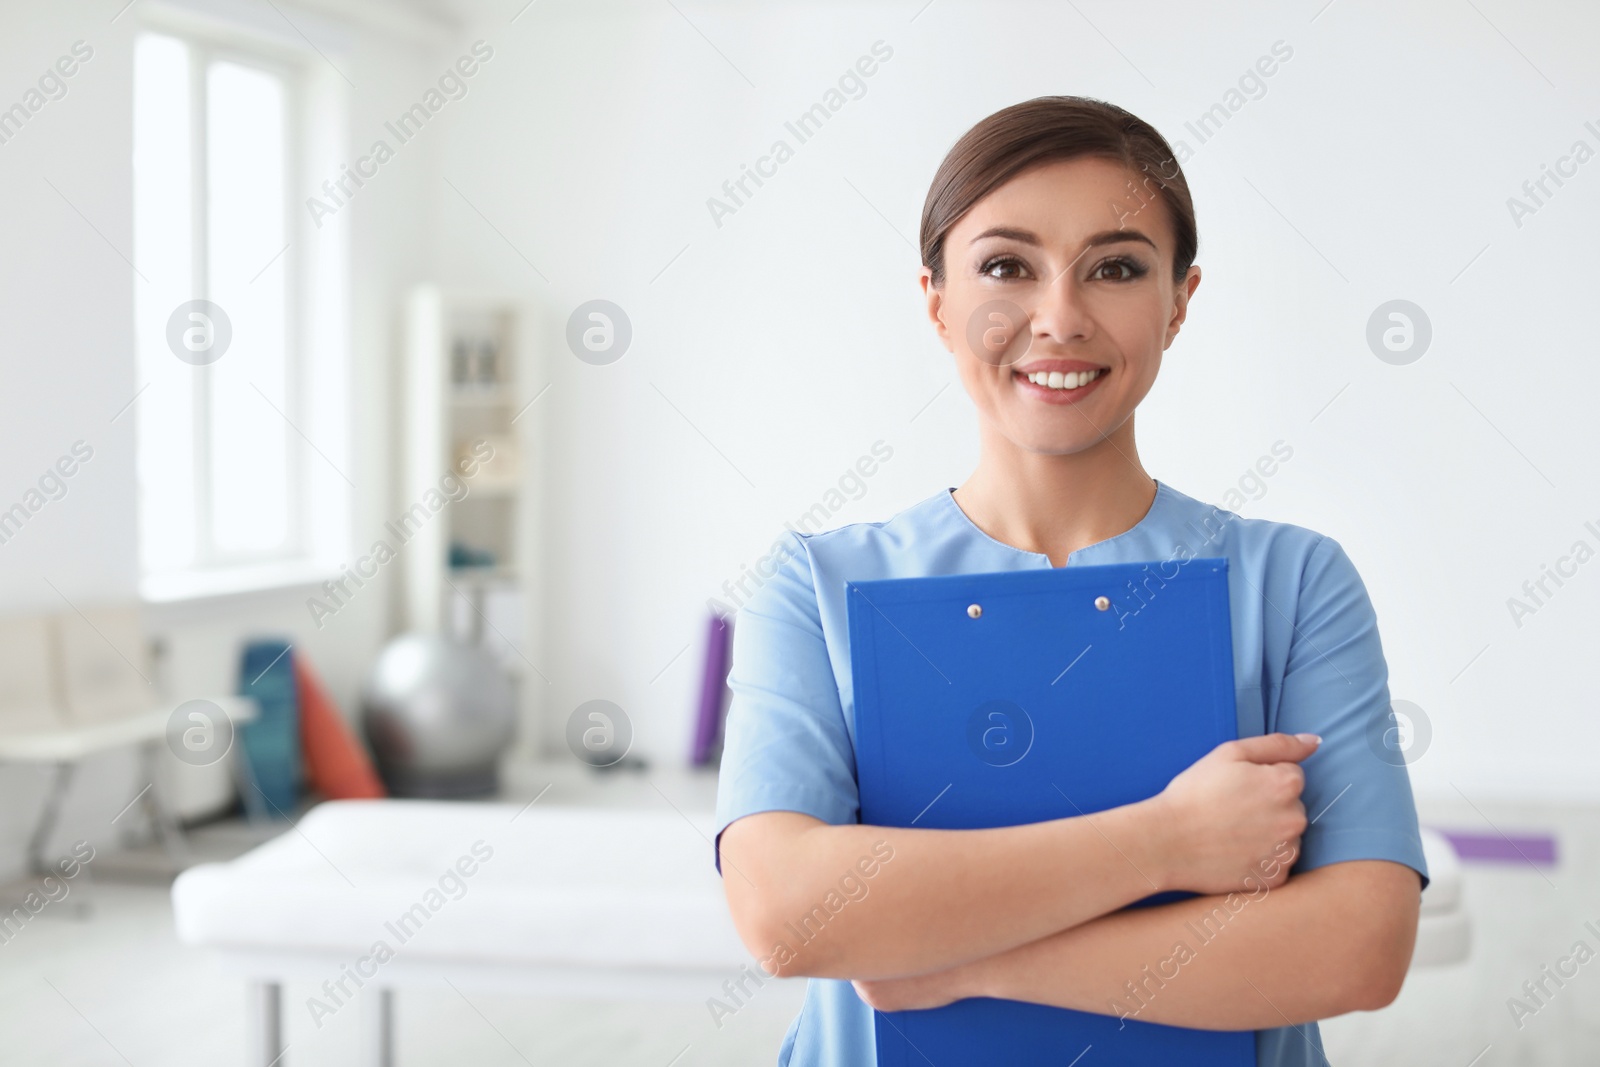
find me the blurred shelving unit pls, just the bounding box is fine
[401,285,546,757]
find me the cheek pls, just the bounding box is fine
[1097,294,1169,362]
[947,294,1032,377]
[942,293,982,359]
[951,348,1011,410]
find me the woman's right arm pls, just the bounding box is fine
[719,731,1319,981]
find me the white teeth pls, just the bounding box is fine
[1024,368,1102,390]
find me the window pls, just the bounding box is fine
[133,25,347,599]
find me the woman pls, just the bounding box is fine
[714,95,1428,1066]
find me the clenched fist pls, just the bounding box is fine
[1149,732,1319,895]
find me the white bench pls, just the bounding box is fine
[171,800,1468,1066]
[0,608,257,876]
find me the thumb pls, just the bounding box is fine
[1223,732,1322,765]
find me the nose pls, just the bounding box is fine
[1027,263,1094,349]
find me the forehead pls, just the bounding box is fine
[948,156,1173,254]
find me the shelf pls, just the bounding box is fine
[405,285,537,683]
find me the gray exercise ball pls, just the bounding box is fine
[361,633,517,798]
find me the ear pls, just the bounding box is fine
[1164,265,1202,350]
[919,267,955,354]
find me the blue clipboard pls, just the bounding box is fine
[846,558,1255,1066]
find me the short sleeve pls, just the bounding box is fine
[1273,535,1430,890]
[712,532,860,874]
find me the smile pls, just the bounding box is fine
[1017,367,1105,391]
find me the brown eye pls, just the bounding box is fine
[980,255,1028,281]
[1093,257,1149,282]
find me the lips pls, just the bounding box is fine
[1011,364,1108,404]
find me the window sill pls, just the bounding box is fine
[141,559,339,606]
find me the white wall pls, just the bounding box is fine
[2,0,1594,885]
[427,0,1600,799]
[0,0,442,879]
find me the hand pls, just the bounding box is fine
[852,964,977,1013]
[1149,732,1318,896]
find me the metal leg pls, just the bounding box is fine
[139,741,189,868]
[247,980,285,1067]
[362,987,394,1067]
[27,762,75,878]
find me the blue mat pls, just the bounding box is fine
[238,640,301,817]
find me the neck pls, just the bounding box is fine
[953,413,1155,567]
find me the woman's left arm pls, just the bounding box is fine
[855,859,1420,1030]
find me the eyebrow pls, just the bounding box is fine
[967,226,1158,252]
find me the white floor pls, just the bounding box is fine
[0,876,805,1066]
[3,794,1597,1065]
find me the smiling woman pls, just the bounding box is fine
[917,101,1199,543]
[713,95,1428,1067]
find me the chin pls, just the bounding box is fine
[1005,427,1103,456]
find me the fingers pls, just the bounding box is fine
[1219,732,1322,765]
[1282,799,1308,840]
[1279,837,1302,866]
[1255,845,1296,889]
[1275,761,1306,797]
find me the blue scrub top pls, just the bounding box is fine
[713,479,1429,1067]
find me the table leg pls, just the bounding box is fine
[362,987,394,1067]
[247,980,285,1067]
[139,741,189,867]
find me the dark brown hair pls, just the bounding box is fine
[920,95,1197,287]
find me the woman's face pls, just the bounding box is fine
[921,156,1201,457]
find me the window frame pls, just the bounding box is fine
[134,7,349,603]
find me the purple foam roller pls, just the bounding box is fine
[691,612,732,766]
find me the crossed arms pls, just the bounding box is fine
[717,732,1421,1030]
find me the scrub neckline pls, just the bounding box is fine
[940,478,1171,568]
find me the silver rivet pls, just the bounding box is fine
[1094,596,1110,611]
[966,604,982,619]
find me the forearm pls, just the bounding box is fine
[722,802,1172,980]
[967,862,1419,1030]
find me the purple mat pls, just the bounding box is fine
[690,613,732,766]
[1436,828,1559,866]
